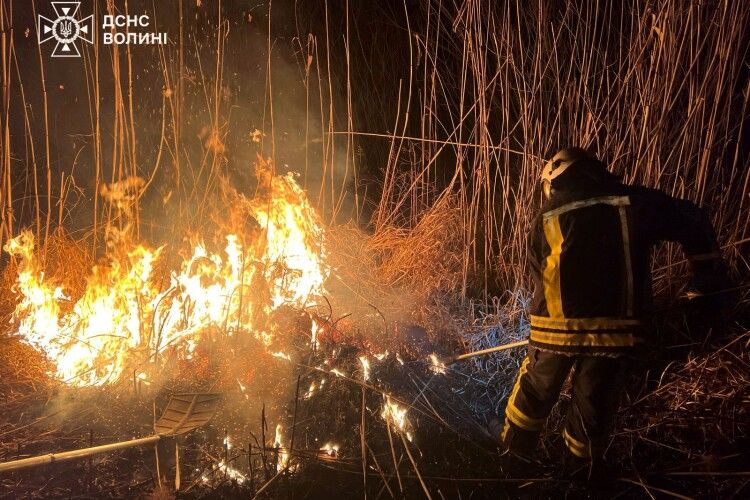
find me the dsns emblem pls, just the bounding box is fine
[38,2,94,57]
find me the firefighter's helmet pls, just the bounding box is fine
[541,147,597,198]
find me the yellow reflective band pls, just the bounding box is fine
[530,329,635,347]
[542,216,564,318]
[563,428,590,458]
[542,195,630,220]
[505,357,529,413]
[506,403,546,431]
[530,315,642,331]
[619,206,634,316]
[504,357,531,429]
[500,419,510,443]
[504,356,547,432]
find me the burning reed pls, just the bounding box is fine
[2,157,328,387]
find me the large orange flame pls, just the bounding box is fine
[3,163,328,386]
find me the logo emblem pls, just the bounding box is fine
[38,2,94,57]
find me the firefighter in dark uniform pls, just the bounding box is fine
[493,147,729,474]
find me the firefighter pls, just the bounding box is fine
[490,147,730,476]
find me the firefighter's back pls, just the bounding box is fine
[528,182,646,354]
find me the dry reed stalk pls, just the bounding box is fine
[348,0,750,301]
[1,2,745,306]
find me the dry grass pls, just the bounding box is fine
[0,229,89,401]
[0,0,748,496]
[616,331,750,461]
[369,195,468,300]
[0,336,53,398]
[0,229,91,319]
[349,0,750,298]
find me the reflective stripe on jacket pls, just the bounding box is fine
[527,183,724,355]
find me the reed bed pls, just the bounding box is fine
[352,0,750,298]
[0,0,748,497]
[2,0,748,296]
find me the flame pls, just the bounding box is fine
[216,460,248,484]
[273,424,290,471]
[381,396,413,441]
[319,442,339,459]
[310,319,318,349]
[4,232,159,385]
[273,424,283,448]
[373,351,389,361]
[3,164,329,386]
[428,353,447,374]
[250,165,327,308]
[303,381,317,399]
[271,351,292,361]
[359,356,371,381]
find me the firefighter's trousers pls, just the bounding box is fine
[500,346,626,459]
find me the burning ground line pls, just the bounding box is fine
[274,356,437,426]
[192,440,349,493]
[238,353,432,499]
[260,347,497,496]
[269,348,502,448]
[2,242,502,496]
[190,405,348,496]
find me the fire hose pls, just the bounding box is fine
[0,392,221,474]
[442,339,529,365]
[0,435,162,473]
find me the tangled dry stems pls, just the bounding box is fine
[617,331,750,462]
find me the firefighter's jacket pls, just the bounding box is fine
[528,182,725,355]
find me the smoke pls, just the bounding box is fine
[8,1,358,246]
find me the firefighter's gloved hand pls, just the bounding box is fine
[681,288,736,336]
[683,290,725,313]
[686,270,735,315]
